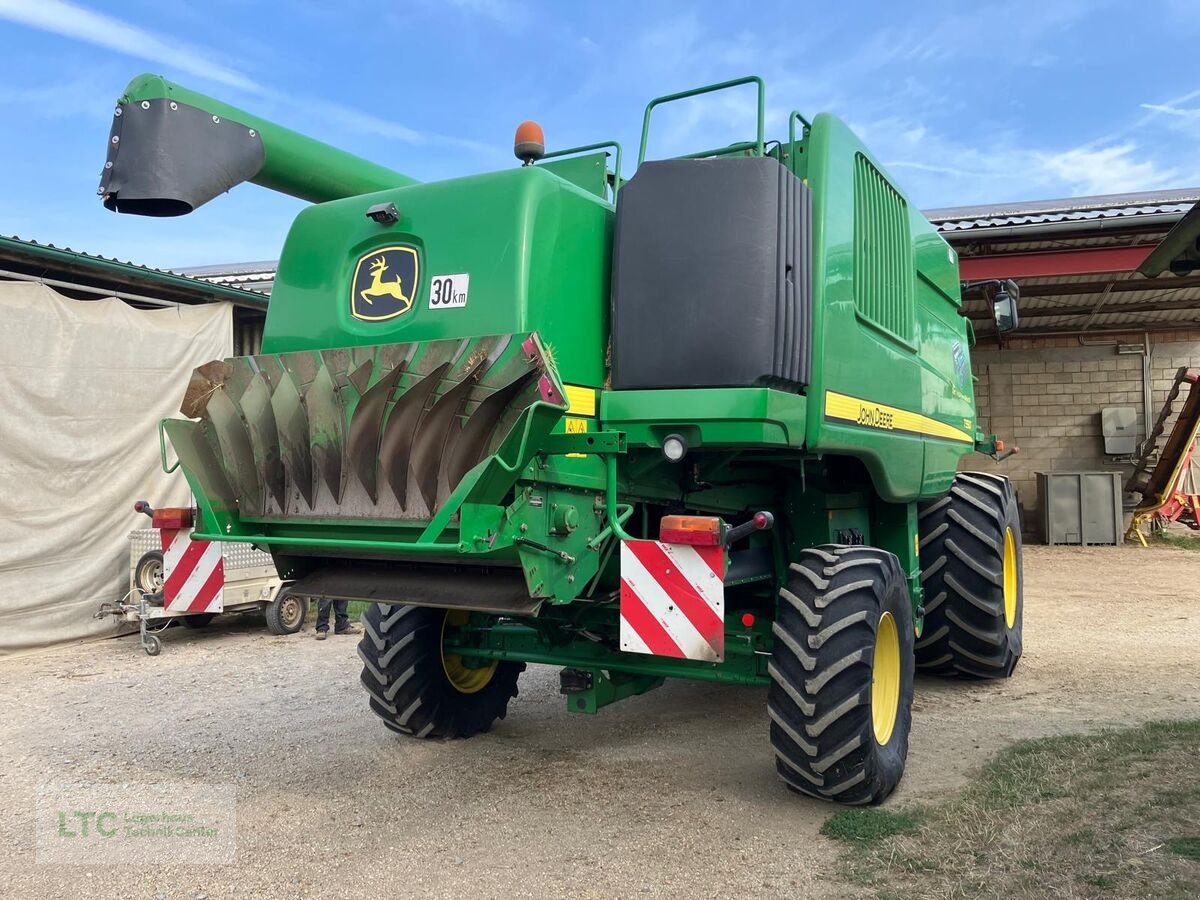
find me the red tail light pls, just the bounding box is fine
[660,515,722,546]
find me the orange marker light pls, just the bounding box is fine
[514,121,545,164]
[151,507,193,530]
[660,515,722,546]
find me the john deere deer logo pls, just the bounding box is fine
[350,246,419,321]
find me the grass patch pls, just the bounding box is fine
[821,808,920,845]
[1167,837,1200,862]
[346,600,373,620]
[826,720,1200,899]
[302,599,374,625]
[1151,531,1200,551]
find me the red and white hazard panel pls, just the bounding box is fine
[160,529,224,614]
[619,540,725,662]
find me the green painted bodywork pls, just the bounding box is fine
[264,166,611,391]
[119,74,416,203]
[799,113,976,502]
[139,74,994,707]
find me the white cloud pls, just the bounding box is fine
[885,160,990,180]
[1140,103,1200,119]
[306,98,495,155]
[876,113,1184,206]
[0,0,490,156]
[0,0,263,93]
[1035,143,1179,195]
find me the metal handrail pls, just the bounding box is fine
[541,141,624,198]
[638,76,765,165]
[158,419,180,473]
[787,110,812,165]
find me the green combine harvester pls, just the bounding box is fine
[101,74,1024,804]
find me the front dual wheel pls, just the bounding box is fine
[769,545,915,805]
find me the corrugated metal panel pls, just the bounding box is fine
[175,261,276,295]
[204,273,274,294]
[925,188,1200,232]
[934,204,1194,233]
[234,316,265,355]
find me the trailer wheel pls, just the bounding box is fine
[181,613,216,629]
[358,604,523,739]
[916,472,1023,678]
[265,588,306,635]
[769,545,914,805]
[133,550,164,604]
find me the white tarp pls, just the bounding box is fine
[0,282,231,656]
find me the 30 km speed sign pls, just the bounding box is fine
[429,273,469,309]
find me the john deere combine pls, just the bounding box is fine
[101,74,1023,804]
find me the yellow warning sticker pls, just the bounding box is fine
[563,384,596,418]
[565,417,588,434]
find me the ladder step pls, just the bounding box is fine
[1125,367,1196,494]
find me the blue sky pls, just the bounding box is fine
[0,0,1196,268]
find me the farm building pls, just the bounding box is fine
[0,236,268,654]
[928,189,1200,538]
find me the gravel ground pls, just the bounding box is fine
[1,544,1198,898]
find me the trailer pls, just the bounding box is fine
[111,501,302,655]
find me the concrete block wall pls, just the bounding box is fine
[959,330,1200,540]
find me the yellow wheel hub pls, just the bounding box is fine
[441,610,498,694]
[1003,527,1018,629]
[871,611,901,746]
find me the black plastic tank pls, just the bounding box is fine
[610,156,812,390]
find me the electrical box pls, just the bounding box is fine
[1101,406,1137,455]
[1036,471,1123,545]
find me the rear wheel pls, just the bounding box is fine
[769,545,915,805]
[916,472,1023,678]
[358,605,523,738]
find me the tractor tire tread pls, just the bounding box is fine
[768,545,914,805]
[356,603,523,739]
[915,472,1023,678]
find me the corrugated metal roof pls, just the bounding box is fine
[7,234,205,280]
[927,188,1200,234]
[175,261,275,294]
[0,234,269,309]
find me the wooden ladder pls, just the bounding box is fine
[1125,367,1199,496]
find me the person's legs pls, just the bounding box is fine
[315,598,333,640]
[333,600,358,634]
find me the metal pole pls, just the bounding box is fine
[0,268,183,308]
